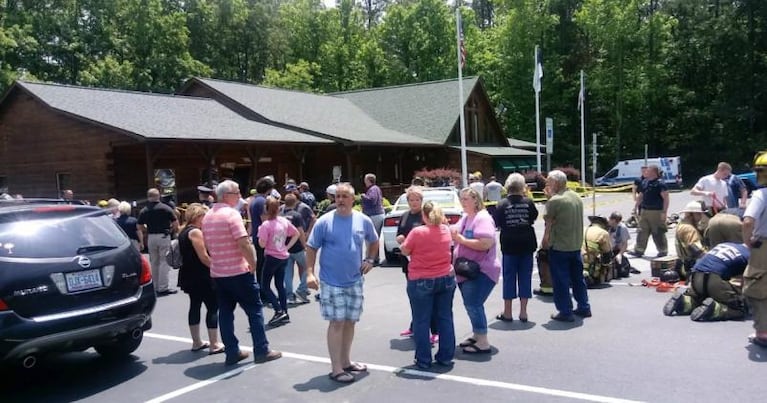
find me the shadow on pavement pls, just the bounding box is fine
[293,371,370,392]
[389,338,414,351]
[489,320,536,331]
[152,349,210,365]
[453,346,498,362]
[0,352,148,402]
[184,361,246,381]
[541,319,584,331]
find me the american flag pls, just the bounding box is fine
[459,17,466,69]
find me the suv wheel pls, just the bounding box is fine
[94,329,143,358]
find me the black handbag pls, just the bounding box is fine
[454,257,481,279]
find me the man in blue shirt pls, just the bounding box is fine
[249,176,274,303]
[663,242,749,321]
[306,183,379,383]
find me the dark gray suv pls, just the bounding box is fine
[0,201,156,369]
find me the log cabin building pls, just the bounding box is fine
[0,77,535,203]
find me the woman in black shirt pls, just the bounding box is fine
[178,203,224,354]
[492,174,539,323]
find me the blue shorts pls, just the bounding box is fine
[319,278,364,322]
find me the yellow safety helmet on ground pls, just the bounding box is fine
[754,151,767,186]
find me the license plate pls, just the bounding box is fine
[65,269,103,292]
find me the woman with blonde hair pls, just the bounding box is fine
[178,203,224,354]
[492,173,538,322]
[258,196,300,326]
[452,187,500,354]
[400,201,456,368]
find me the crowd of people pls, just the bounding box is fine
[33,156,767,380]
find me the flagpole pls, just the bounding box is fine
[580,70,586,188]
[534,46,542,173]
[456,8,468,188]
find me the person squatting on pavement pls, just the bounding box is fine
[400,201,456,369]
[743,151,767,348]
[541,170,591,322]
[492,173,538,323]
[629,164,669,258]
[305,182,379,383]
[663,242,749,322]
[137,188,179,295]
[582,216,614,287]
[675,201,708,280]
[202,180,282,366]
[452,187,499,354]
[608,212,635,277]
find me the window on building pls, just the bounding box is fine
[56,172,72,196]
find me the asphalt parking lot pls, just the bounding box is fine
[2,192,766,403]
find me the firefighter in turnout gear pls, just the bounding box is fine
[663,242,749,322]
[582,216,614,287]
[743,151,767,348]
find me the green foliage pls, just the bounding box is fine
[1,0,766,179]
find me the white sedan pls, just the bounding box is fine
[381,187,463,263]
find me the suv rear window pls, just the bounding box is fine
[394,191,457,210]
[0,210,126,258]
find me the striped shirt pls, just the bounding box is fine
[202,203,250,278]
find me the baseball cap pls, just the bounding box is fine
[284,184,298,192]
[326,184,337,196]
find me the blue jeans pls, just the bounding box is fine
[407,275,456,366]
[284,250,307,296]
[213,272,269,361]
[458,273,496,334]
[548,249,590,315]
[261,255,287,313]
[502,253,534,299]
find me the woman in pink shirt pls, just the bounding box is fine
[258,197,299,326]
[400,201,456,369]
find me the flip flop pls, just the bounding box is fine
[343,362,368,373]
[209,347,225,355]
[191,342,209,352]
[462,344,492,354]
[328,371,355,383]
[495,314,514,322]
[458,338,477,348]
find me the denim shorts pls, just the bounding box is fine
[319,278,364,321]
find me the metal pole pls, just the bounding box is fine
[580,70,586,188]
[592,132,597,216]
[456,9,468,188]
[535,90,542,172]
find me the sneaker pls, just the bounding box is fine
[627,250,644,258]
[287,294,297,305]
[314,293,321,301]
[429,334,439,345]
[690,298,718,322]
[400,328,414,337]
[254,350,282,364]
[573,309,592,318]
[295,292,310,304]
[550,312,575,322]
[268,311,289,326]
[662,288,687,316]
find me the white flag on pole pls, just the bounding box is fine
[577,70,585,111]
[533,46,543,93]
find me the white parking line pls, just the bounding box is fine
[144,332,643,403]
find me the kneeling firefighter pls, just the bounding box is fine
[663,242,749,321]
[582,216,614,287]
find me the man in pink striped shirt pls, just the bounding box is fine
[202,180,281,366]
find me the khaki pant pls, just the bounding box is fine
[148,233,172,292]
[744,243,767,332]
[635,209,668,254]
[685,271,746,320]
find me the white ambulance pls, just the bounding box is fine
[595,156,683,188]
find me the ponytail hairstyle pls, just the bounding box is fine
[421,201,446,226]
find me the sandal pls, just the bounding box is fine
[458,338,477,348]
[191,342,209,352]
[208,347,225,355]
[328,371,355,383]
[462,344,492,354]
[495,314,514,322]
[343,362,368,373]
[518,315,528,323]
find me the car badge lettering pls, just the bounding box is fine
[13,285,49,297]
[77,256,91,268]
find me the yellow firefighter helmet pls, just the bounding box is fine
[754,151,767,186]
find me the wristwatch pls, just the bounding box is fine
[364,257,375,264]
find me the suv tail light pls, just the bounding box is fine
[384,217,400,227]
[139,255,152,285]
[0,298,9,311]
[446,215,461,225]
